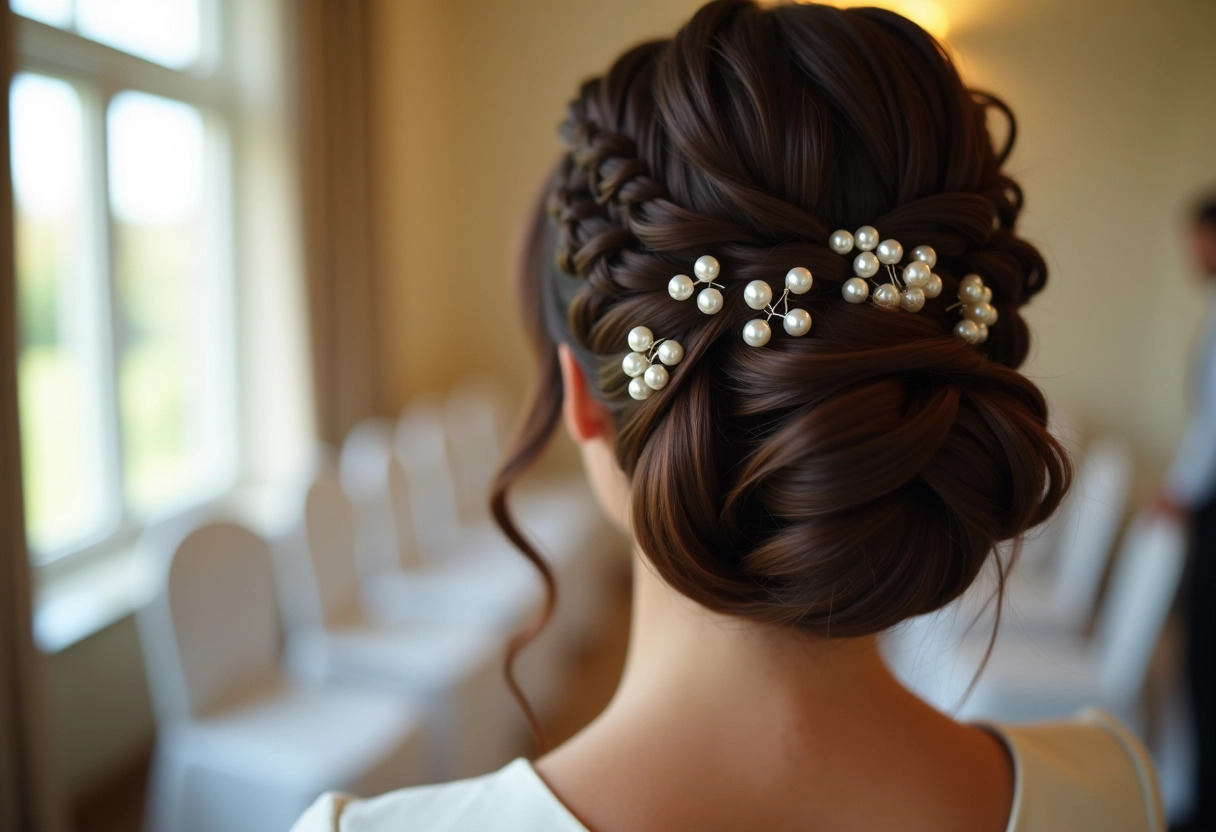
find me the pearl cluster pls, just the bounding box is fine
[621,325,685,401]
[830,225,942,313]
[741,267,813,347]
[950,274,998,344]
[668,255,726,315]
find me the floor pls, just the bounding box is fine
[74,571,633,832]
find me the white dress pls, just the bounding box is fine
[291,709,1164,832]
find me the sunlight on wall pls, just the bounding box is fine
[817,0,948,39]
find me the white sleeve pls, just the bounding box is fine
[290,792,352,832]
[1165,317,1216,508]
[1165,408,1216,508]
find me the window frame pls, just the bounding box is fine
[12,3,250,580]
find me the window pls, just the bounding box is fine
[11,0,239,566]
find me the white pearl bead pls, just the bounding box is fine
[873,283,900,309]
[964,302,998,326]
[694,255,720,282]
[668,274,694,301]
[854,226,879,251]
[924,273,943,298]
[853,251,879,278]
[621,351,647,378]
[975,323,989,343]
[643,363,669,390]
[742,319,771,347]
[982,286,993,303]
[656,339,684,366]
[902,261,931,288]
[628,377,653,400]
[627,326,653,352]
[955,319,981,344]
[959,281,985,303]
[785,266,813,295]
[783,308,811,336]
[697,287,723,315]
[842,277,869,303]
[900,287,926,312]
[911,245,937,269]
[829,229,854,254]
[960,273,983,290]
[743,280,772,310]
[876,239,903,265]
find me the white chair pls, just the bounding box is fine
[437,383,628,644]
[338,419,543,632]
[923,512,1187,729]
[137,520,428,832]
[884,435,1134,693]
[1002,405,1082,576]
[340,418,567,717]
[276,470,528,778]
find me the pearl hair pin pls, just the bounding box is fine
[741,267,813,347]
[829,225,942,314]
[668,255,726,315]
[830,225,999,345]
[621,325,685,400]
[949,273,998,344]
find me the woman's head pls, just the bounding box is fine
[493,0,1070,720]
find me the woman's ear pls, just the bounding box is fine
[558,343,614,444]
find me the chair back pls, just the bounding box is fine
[1048,435,1134,628]
[139,520,280,721]
[1013,409,1082,572]
[396,397,463,556]
[340,418,424,573]
[1094,511,1186,709]
[443,378,509,524]
[302,472,365,628]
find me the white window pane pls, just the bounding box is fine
[107,91,233,518]
[10,0,72,27]
[77,0,201,69]
[11,73,116,555]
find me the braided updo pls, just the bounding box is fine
[491,0,1070,741]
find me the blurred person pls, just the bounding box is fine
[1160,195,1216,832]
[294,2,1164,830]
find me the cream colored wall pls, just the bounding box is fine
[370,0,1216,480]
[371,0,706,405]
[946,0,1216,472]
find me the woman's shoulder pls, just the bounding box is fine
[290,758,587,832]
[983,708,1166,832]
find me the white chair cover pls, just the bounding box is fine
[943,512,1186,727]
[137,519,427,832]
[278,470,527,778]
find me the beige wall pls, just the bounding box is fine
[370,0,1216,483]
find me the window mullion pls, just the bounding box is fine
[85,80,133,541]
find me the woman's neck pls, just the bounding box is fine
[534,549,1012,832]
[611,549,895,713]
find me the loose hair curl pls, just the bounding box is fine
[490,0,1071,747]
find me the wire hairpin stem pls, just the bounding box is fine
[946,273,998,344]
[668,255,727,315]
[621,326,685,400]
[831,225,942,312]
[741,268,813,347]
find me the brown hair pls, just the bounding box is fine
[491,0,1071,749]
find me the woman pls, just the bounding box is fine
[295,1,1165,829]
